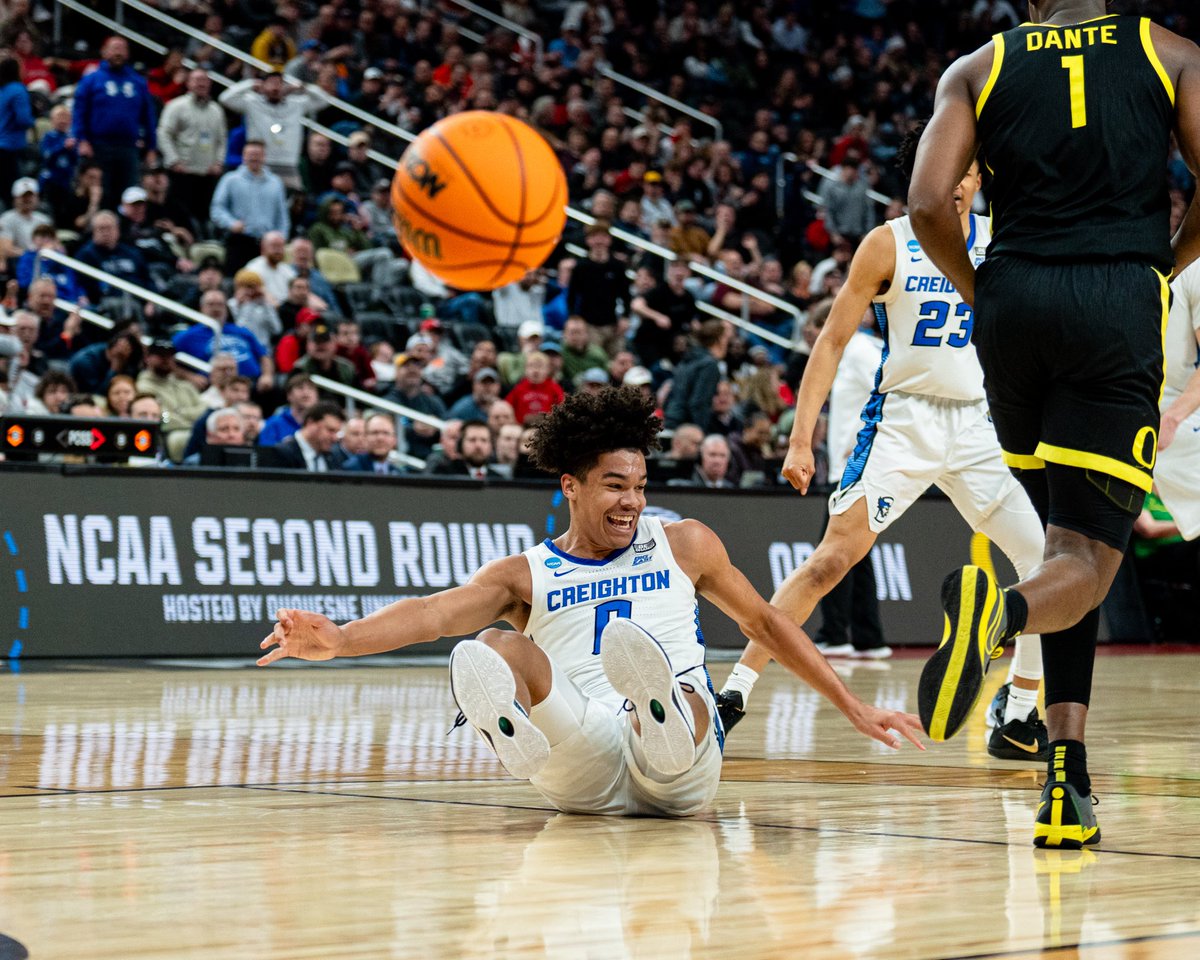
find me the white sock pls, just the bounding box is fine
[720,663,760,706]
[1003,684,1039,726]
[528,658,586,746]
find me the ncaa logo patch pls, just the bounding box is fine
[875,496,894,522]
[544,556,563,569]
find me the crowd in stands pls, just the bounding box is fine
[0,0,1195,631]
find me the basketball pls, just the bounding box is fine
[390,111,568,292]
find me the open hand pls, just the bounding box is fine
[850,704,925,750]
[258,608,343,666]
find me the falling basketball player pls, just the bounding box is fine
[718,126,1049,763]
[908,3,1200,847]
[258,388,923,816]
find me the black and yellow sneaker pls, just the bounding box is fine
[716,690,745,734]
[1034,779,1100,849]
[918,566,1008,741]
[988,707,1050,762]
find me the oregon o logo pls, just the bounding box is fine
[1132,425,1157,470]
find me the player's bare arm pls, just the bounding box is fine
[782,225,894,494]
[666,518,924,750]
[1151,24,1200,274]
[909,48,991,306]
[257,555,532,665]
[1161,324,1200,449]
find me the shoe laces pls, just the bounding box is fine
[619,664,702,714]
[447,711,468,736]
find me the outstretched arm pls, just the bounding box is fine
[258,555,530,665]
[783,225,894,493]
[909,49,989,307]
[671,520,924,749]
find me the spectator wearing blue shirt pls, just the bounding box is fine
[39,104,78,216]
[174,288,276,392]
[287,237,337,308]
[447,368,502,422]
[73,211,154,303]
[0,57,33,200]
[71,37,158,210]
[17,224,87,301]
[68,326,144,395]
[258,373,319,446]
[210,140,290,273]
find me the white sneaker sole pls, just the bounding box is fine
[599,618,696,777]
[449,640,549,780]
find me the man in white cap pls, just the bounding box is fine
[0,178,51,260]
[119,185,190,274]
[498,319,546,386]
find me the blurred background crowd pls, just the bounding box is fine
[0,0,1194,638]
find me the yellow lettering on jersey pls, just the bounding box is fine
[1028,32,1043,51]
[1064,29,1082,49]
[1083,26,1099,45]
[1044,31,1063,50]
[1101,24,1117,44]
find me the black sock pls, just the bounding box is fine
[1048,739,1090,796]
[1002,588,1028,640]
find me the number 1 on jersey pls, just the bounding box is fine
[1061,55,1087,128]
[592,600,633,655]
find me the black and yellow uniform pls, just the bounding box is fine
[973,14,1175,539]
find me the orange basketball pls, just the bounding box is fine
[391,111,568,292]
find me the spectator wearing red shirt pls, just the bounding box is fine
[275,307,321,373]
[506,351,564,424]
[334,317,375,390]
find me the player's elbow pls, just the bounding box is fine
[907,193,941,233]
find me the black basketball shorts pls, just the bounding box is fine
[973,254,1168,502]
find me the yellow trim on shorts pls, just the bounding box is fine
[1155,267,1171,404]
[976,34,1006,118]
[1141,18,1176,105]
[1033,442,1154,492]
[1001,450,1044,470]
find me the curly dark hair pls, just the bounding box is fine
[895,118,929,183]
[896,117,986,187]
[527,386,662,478]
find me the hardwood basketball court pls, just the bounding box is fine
[1,650,1196,958]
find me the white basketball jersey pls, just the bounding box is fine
[870,215,990,401]
[1163,259,1200,402]
[523,516,708,700]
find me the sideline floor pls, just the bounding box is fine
[1,651,1197,959]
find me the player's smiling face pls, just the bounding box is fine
[953,161,982,216]
[566,449,647,552]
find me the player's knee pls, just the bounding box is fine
[475,628,534,663]
[805,542,860,592]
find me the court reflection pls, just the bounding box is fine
[458,813,721,960]
[20,675,503,791]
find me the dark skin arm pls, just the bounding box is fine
[908,46,993,308]
[913,22,1200,285]
[1150,23,1200,275]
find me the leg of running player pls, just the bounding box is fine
[719,499,875,717]
[973,488,1048,756]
